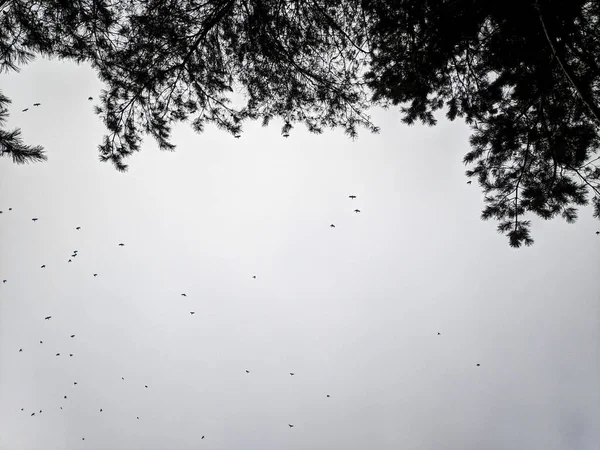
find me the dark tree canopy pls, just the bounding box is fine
[1,0,599,247]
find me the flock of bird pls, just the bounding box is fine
[1,193,376,444]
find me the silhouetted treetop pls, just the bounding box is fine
[1,0,599,247]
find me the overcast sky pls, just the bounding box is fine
[0,57,599,450]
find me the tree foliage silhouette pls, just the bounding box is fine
[1,0,599,247]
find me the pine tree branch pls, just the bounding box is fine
[535,1,600,125]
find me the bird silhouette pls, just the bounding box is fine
[100,409,103,412]
[21,408,23,411]
[288,424,294,428]
[290,373,295,376]
[190,311,195,315]
[118,243,124,246]
[32,218,38,221]
[252,275,256,279]
[137,417,139,420]
[40,341,43,344]
[122,377,124,380]
[181,293,187,297]
[64,396,67,399]
[76,227,81,230]
[234,135,241,139]
[88,96,93,100]
[31,412,35,416]
[476,363,480,366]
[39,410,42,413]
[201,436,205,439]
[60,407,62,410]
[74,382,77,385]
[22,108,28,112]
[19,349,22,352]
[69,354,73,357]
[8,208,11,210]
[44,316,51,320]
[354,209,360,213]
[3,280,6,283]
[93,274,97,277]
[596,231,599,235]
[330,224,335,228]
[349,195,356,199]
[33,103,41,106]
[246,370,250,373]
[145,385,148,388]
[71,335,75,338]
[56,353,60,356]
[437,332,441,335]
[41,265,45,268]
[68,259,72,263]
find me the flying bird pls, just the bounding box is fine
[288,424,294,428]
[122,377,124,380]
[100,409,103,412]
[330,224,335,228]
[74,382,77,385]
[145,385,148,388]
[467,180,472,184]
[40,341,43,344]
[476,363,480,367]
[252,275,256,279]
[21,408,23,411]
[437,332,441,335]
[246,370,250,373]
[234,135,241,139]
[68,259,72,263]
[56,353,60,356]
[349,195,356,199]
[39,410,42,413]
[181,293,187,297]
[69,354,73,357]
[596,231,599,235]
[326,394,330,397]
[33,103,41,106]
[201,436,205,439]
[71,335,75,338]
[93,274,97,277]
[118,243,124,246]
[41,265,45,268]
[19,349,22,352]
[32,218,38,221]
[31,413,35,416]
[137,417,140,420]
[3,280,6,283]
[354,209,360,213]
[22,108,28,112]
[290,373,295,376]
[76,227,81,230]
[60,407,62,410]
[44,316,51,320]
[88,96,93,100]
[8,208,11,210]
[190,311,195,315]
[64,396,67,399]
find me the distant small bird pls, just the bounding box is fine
[88,96,93,100]
[354,209,360,213]
[22,108,28,112]
[60,407,62,410]
[56,353,60,356]
[330,224,335,228]
[8,208,11,210]
[71,254,77,257]
[118,243,124,246]
[41,265,45,268]
[40,341,43,344]
[76,227,81,230]
[33,103,41,106]
[201,436,205,439]
[145,385,148,388]
[73,250,78,253]
[74,382,77,385]
[122,377,124,380]
[19,349,22,352]
[21,408,23,411]
[137,417,139,420]
[93,274,97,277]
[349,195,356,199]
[100,409,103,412]
[69,354,73,357]
[467,180,472,184]
[181,293,187,297]
[476,363,480,367]
[246,370,250,373]
[39,410,42,413]
[3,280,6,283]
[252,275,256,279]
[288,424,294,428]
[68,259,72,263]
[190,311,195,315]
[82,438,85,441]
[234,135,241,139]
[290,373,295,376]
[596,231,599,235]
[64,396,67,399]
[31,412,35,416]
[283,133,290,138]
[44,316,51,320]
[32,218,38,221]
[437,332,441,335]
[71,335,75,338]
[326,394,330,397]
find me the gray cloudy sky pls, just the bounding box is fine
[0,58,599,450]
